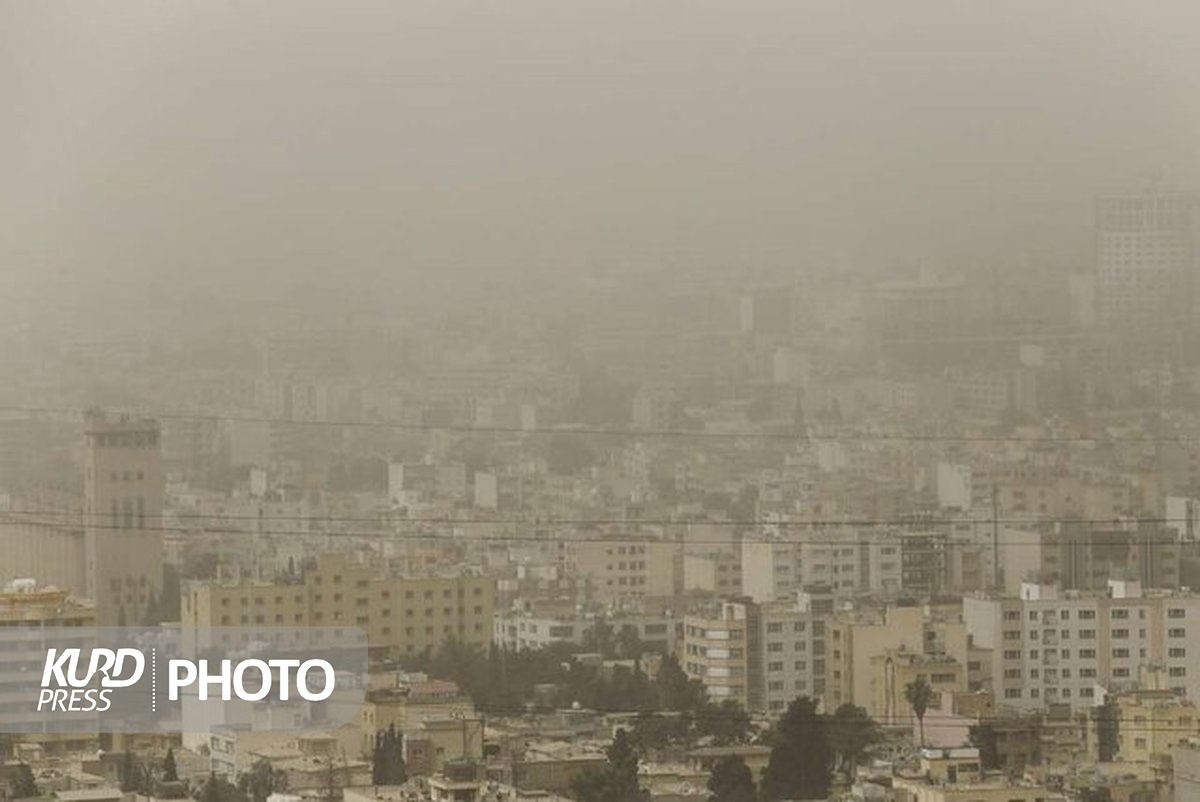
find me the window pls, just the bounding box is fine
[1171,667,1188,677]
[1112,629,1129,639]
[1170,648,1187,658]
[1111,609,1129,619]
[1079,648,1096,658]
[1170,628,1187,638]
[1169,608,1186,619]
[1079,610,1096,620]
[1112,648,1130,658]
[1079,629,1096,640]
[1005,688,1022,699]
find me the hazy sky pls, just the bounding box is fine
[3,1,1199,321]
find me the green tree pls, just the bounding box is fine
[238,758,287,802]
[708,755,756,802]
[760,696,831,802]
[319,757,341,802]
[615,625,644,659]
[631,713,693,753]
[657,654,704,712]
[968,724,999,770]
[120,751,140,793]
[371,724,408,785]
[827,703,879,773]
[199,773,244,802]
[11,763,39,798]
[162,747,180,782]
[904,677,934,747]
[582,620,615,657]
[569,729,648,802]
[696,699,750,745]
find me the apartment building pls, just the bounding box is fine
[892,747,1048,802]
[492,608,679,654]
[182,553,495,660]
[1095,191,1198,330]
[682,600,757,709]
[740,532,902,603]
[824,605,926,711]
[0,580,96,753]
[566,538,680,604]
[824,601,982,713]
[1103,686,1200,763]
[360,676,475,758]
[83,411,165,627]
[682,588,831,713]
[964,580,1200,712]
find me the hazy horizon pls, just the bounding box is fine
[4,1,1200,324]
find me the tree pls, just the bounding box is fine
[657,654,704,712]
[319,758,341,802]
[582,620,615,657]
[238,759,287,802]
[605,729,645,800]
[760,696,831,801]
[904,678,934,747]
[120,751,140,793]
[615,625,644,659]
[11,763,39,798]
[569,729,648,802]
[198,773,246,802]
[707,755,756,802]
[163,747,180,782]
[827,704,880,773]
[371,724,408,785]
[969,724,999,771]
[696,699,750,746]
[1093,702,1119,763]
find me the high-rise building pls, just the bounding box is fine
[0,580,96,752]
[182,554,496,660]
[1095,191,1198,330]
[964,580,1200,712]
[83,411,164,627]
[682,588,831,713]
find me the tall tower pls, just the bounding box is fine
[83,411,164,627]
[1095,191,1198,332]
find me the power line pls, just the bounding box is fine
[0,513,1193,547]
[0,404,1190,444]
[4,508,1196,529]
